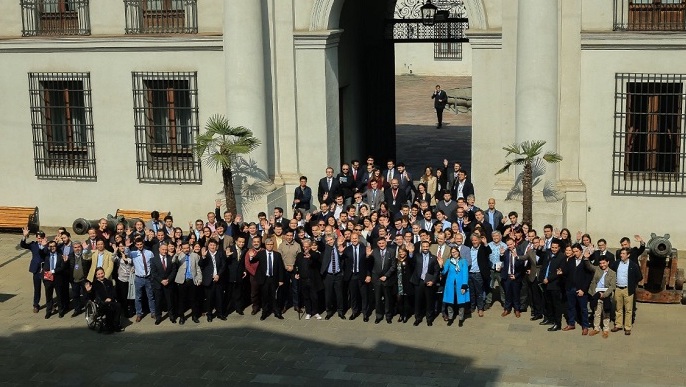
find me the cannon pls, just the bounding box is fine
[636,233,685,304]
[72,215,123,235]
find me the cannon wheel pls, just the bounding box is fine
[676,269,685,291]
[682,290,686,305]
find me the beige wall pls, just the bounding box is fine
[394,42,472,76]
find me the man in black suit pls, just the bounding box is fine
[250,238,285,320]
[615,235,645,265]
[560,244,595,334]
[343,233,370,321]
[501,238,526,318]
[321,234,346,320]
[383,160,398,189]
[384,178,407,216]
[150,243,178,324]
[224,235,247,315]
[199,239,227,321]
[411,241,440,326]
[337,164,355,206]
[41,241,68,319]
[467,234,492,317]
[540,239,565,331]
[591,238,615,266]
[368,238,396,324]
[453,170,475,200]
[317,167,340,205]
[431,84,448,128]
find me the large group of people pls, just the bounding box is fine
[20,156,644,336]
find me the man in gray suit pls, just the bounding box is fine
[174,241,203,324]
[365,179,383,212]
[367,238,396,324]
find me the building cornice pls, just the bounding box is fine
[0,34,223,53]
[465,30,502,49]
[293,29,343,50]
[581,31,686,50]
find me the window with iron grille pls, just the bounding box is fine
[614,0,686,31]
[132,72,201,184]
[613,73,686,196]
[124,0,197,34]
[20,0,91,36]
[28,73,97,180]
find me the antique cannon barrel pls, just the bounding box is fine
[72,215,122,235]
[646,233,673,258]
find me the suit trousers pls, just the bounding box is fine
[485,270,505,307]
[528,278,544,317]
[414,282,435,320]
[323,272,344,313]
[71,280,87,313]
[348,274,369,316]
[249,275,261,312]
[468,272,485,311]
[260,277,280,317]
[397,294,412,319]
[590,293,612,331]
[566,288,589,328]
[224,281,243,313]
[43,279,61,314]
[32,271,42,307]
[204,281,224,317]
[134,276,156,316]
[154,283,176,318]
[300,280,319,316]
[502,277,522,312]
[177,279,200,319]
[613,287,633,331]
[288,271,300,309]
[519,278,529,311]
[436,107,444,126]
[545,288,564,326]
[374,280,393,319]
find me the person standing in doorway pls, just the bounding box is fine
[431,84,448,128]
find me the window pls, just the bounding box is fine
[132,72,201,184]
[124,0,197,34]
[20,0,91,36]
[433,1,467,60]
[28,73,96,180]
[613,73,686,195]
[614,0,686,31]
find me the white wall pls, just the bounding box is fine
[394,42,472,76]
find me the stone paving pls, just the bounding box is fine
[1,230,685,386]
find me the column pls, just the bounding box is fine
[224,0,269,177]
[515,0,558,151]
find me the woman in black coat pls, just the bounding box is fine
[295,239,324,319]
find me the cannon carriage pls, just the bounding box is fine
[636,233,686,304]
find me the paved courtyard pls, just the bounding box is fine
[1,230,685,386]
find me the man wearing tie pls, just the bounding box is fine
[199,239,227,322]
[224,235,247,315]
[431,84,447,128]
[317,167,340,205]
[368,238,396,324]
[501,238,526,318]
[150,243,178,325]
[411,241,440,326]
[251,238,285,320]
[365,180,383,211]
[321,234,346,320]
[129,237,157,323]
[343,233,369,321]
[41,241,68,319]
[384,160,397,188]
[174,241,203,325]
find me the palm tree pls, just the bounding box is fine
[195,114,261,214]
[495,140,562,225]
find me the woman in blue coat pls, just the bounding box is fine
[442,246,470,326]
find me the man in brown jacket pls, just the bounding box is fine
[279,229,302,313]
[588,255,616,338]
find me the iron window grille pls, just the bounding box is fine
[132,72,201,184]
[28,72,97,180]
[614,0,686,31]
[433,0,466,60]
[20,0,91,36]
[613,73,686,196]
[124,0,197,34]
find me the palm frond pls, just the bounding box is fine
[521,140,546,157]
[495,161,513,175]
[542,151,563,163]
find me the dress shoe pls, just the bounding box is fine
[155,318,162,325]
[192,317,200,324]
[179,317,186,325]
[625,330,631,336]
[413,319,421,326]
[251,309,259,316]
[71,310,81,318]
[386,318,392,324]
[403,317,409,323]
[611,327,621,332]
[260,315,267,321]
[33,306,39,313]
[539,319,553,326]
[602,331,609,339]
[338,313,346,320]
[217,315,227,321]
[501,310,510,317]
[349,312,359,321]
[324,313,333,320]
[363,315,369,322]
[478,310,484,317]
[589,330,598,336]
[58,312,65,318]
[515,311,521,318]
[547,324,561,332]
[135,315,142,323]
[427,319,433,326]
[374,317,382,324]
[275,314,284,320]
[44,312,51,319]
[113,326,124,333]
[237,310,244,316]
[531,315,543,321]
[207,315,213,322]
[397,316,403,323]
[458,320,464,327]
[562,325,575,331]
[170,317,177,324]
[582,328,589,335]
[150,314,157,320]
[447,319,454,326]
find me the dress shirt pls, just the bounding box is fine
[470,247,480,273]
[96,252,104,268]
[421,253,429,281]
[328,248,340,274]
[185,255,192,279]
[488,241,507,268]
[210,252,217,277]
[616,260,629,287]
[130,249,153,277]
[50,253,57,272]
[597,270,607,290]
[487,211,495,230]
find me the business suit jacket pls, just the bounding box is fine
[432,89,447,109]
[321,244,345,275]
[293,185,312,211]
[295,251,324,291]
[251,250,286,285]
[84,249,114,282]
[365,188,383,211]
[174,252,203,286]
[382,168,398,186]
[561,258,595,292]
[317,176,340,205]
[342,244,366,281]
[199,250,227,287]
[452,179,475,200]
[384,188,407,215]
[469,244,492,280]
[610,259,643,295]
[615,244,645,265]
[150,253,178,290]
[592,250,616,266]
[540,251,565,291]
[409,252,440,285]
[20,239,45,274]
[40,250,68,281]
[522,248,546,282]
[225,245,246,283]
[368,248,396,286]
[589,267,617,297]
[501,250,526,281]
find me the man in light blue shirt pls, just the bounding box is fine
[129,237,156,322]
[486,231,507,308]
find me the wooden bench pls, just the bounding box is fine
[0,206,40,233]
[115,209,171,224]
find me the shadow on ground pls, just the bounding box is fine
[395,124,472,180]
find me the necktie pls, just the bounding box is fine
[438,246,443,259]
[327,179,331,190]
[162,256,166,271]
[545,262,551,279]
[141,250,148,276]
[353,169,357,180]
[211,253,217,276]
[421,254,428,280]
[353,247,358,273]
[185,255,192,279]
[331,249,338,274]
[237,248,241,262]
[510,253,515,275]
[267,252,273,276]
[51,253,56,271]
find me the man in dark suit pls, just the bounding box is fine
[467,234,492,317]
[383,160,398,189]
[368,238,396,324]
[500,238,526,318]
[337,164,355,205]
[293,175,312,212]
[467,209,494,243]
[561,244,596,334]
[250,238,285,320]
[411,241,440,326]
[20,228,47,313]
[317,167,340,205]
[224,235,247,315]
[365,180,383,212]
[384,178,407,216]
[453,170,475,200]
[343,233,369,321]
[431,84,448,128]
[523,237,547,321]
[199,239,227,322]
[321,234,346,319]
[150,243,178,325]
[615,235,645,265]
[40,240,68,318]
[611,247,644,335]
[540,240,565,331]
[591,238,615,266]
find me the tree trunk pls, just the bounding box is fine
[522,162,533,225]
[222,167,237,215]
